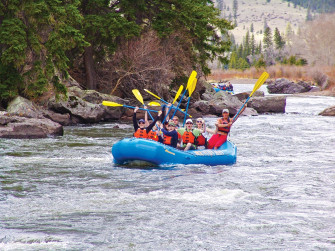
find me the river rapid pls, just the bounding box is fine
[1,85,335,250]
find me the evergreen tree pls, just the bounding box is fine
[233,0,238,26]
[263,27,273,49]
[250,34,256,55]
[229,51,238,69]
[274,27,285,50]
[250,23,254,33]
[0,0,87,102]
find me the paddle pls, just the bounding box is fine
[170,70,197,122]
[148,101,161,106]
[182,77,197,126]
[232,71,269,122]
[132,89,154,120]
[172,85,184,105]
[144,87,192,118]
[102,101,159,113]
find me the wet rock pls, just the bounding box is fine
[319,106,335,116]
[0,112,63,139]
[248,96,286,113]
[267,78,312,94]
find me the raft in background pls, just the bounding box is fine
[213,87,234,94]
[112,138,237,166]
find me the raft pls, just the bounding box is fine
[112,138,237,166]
[213,87,234,94]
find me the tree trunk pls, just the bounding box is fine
[84,46,97,90]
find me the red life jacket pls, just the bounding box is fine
[196,134,207,146]
[133,128,148,139]
[218,118,231,134]
[182,130,196,144]
[163,135,172,145]
[147,130,159,141]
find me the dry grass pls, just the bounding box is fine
[209,65,335,91]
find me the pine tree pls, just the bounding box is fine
[263,27,273,49]
[0,0,87,102]
[274,27,285,50]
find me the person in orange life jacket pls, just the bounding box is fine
[207,108,232,149]
[195,118,217,149]
[143,107,163,142]
[177,119,201,151]
[133,106,162,139]
[161,120,179,148]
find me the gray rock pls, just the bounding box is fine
[319,106,335,116]
[267,78,312,94]
[7,96,43,118]
[248,96,286,113]
[0,112,63,139]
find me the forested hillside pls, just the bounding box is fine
[0,0,233,107]
[284,0,335,13]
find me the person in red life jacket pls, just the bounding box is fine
[133,106,162,139]
[207,109,232,150]
[195,118,217,149]
[177,119,201,151]
[161,121,179,148]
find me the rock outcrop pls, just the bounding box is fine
[267,78,313,94]
[0,112,63,139]
[319,106,335,116]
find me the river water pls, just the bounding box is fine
[1,85,335,250]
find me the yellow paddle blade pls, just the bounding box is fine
[186,71,197,91]
[250,72,269,97]
[172,85,184,104]
[148,101,161,106]
[132,89,144,105]
[188,78,197,96]
[144,89,161,100]
[102,101,123,107]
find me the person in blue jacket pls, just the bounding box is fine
[161,121,179,148]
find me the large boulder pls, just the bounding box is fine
[7,96,43,118]
[267,78,313,94]
[319,106,335,116]
[46,86,127,123]
[0,112,63,139]
[248,96,286,113]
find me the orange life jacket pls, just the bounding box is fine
[218,118,231,134]
[182,130,196,144]
[163,134,172,145]
[196,134,207,146]
[147,130,159,141]
[133,128,148,139]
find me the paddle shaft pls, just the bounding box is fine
[123,104,159,113]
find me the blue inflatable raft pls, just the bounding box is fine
[112,138,237,166]
[213,87,234,94]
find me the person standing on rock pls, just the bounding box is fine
[207,109,232,150]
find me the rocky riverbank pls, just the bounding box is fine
[1,77,334,139]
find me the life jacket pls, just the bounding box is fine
[177,132,182,141]
[218,118,231,134]
[133,128,148,139]
[163,134,172,145]
[147,130,159,141]
[196,134,207,146]
[182,130,196,144]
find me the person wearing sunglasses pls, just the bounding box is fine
[133,106,162,139]
[194,118,217,149]
[177,119,201,151]
[207,108,232,150]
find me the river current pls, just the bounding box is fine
[1,84,335,250]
